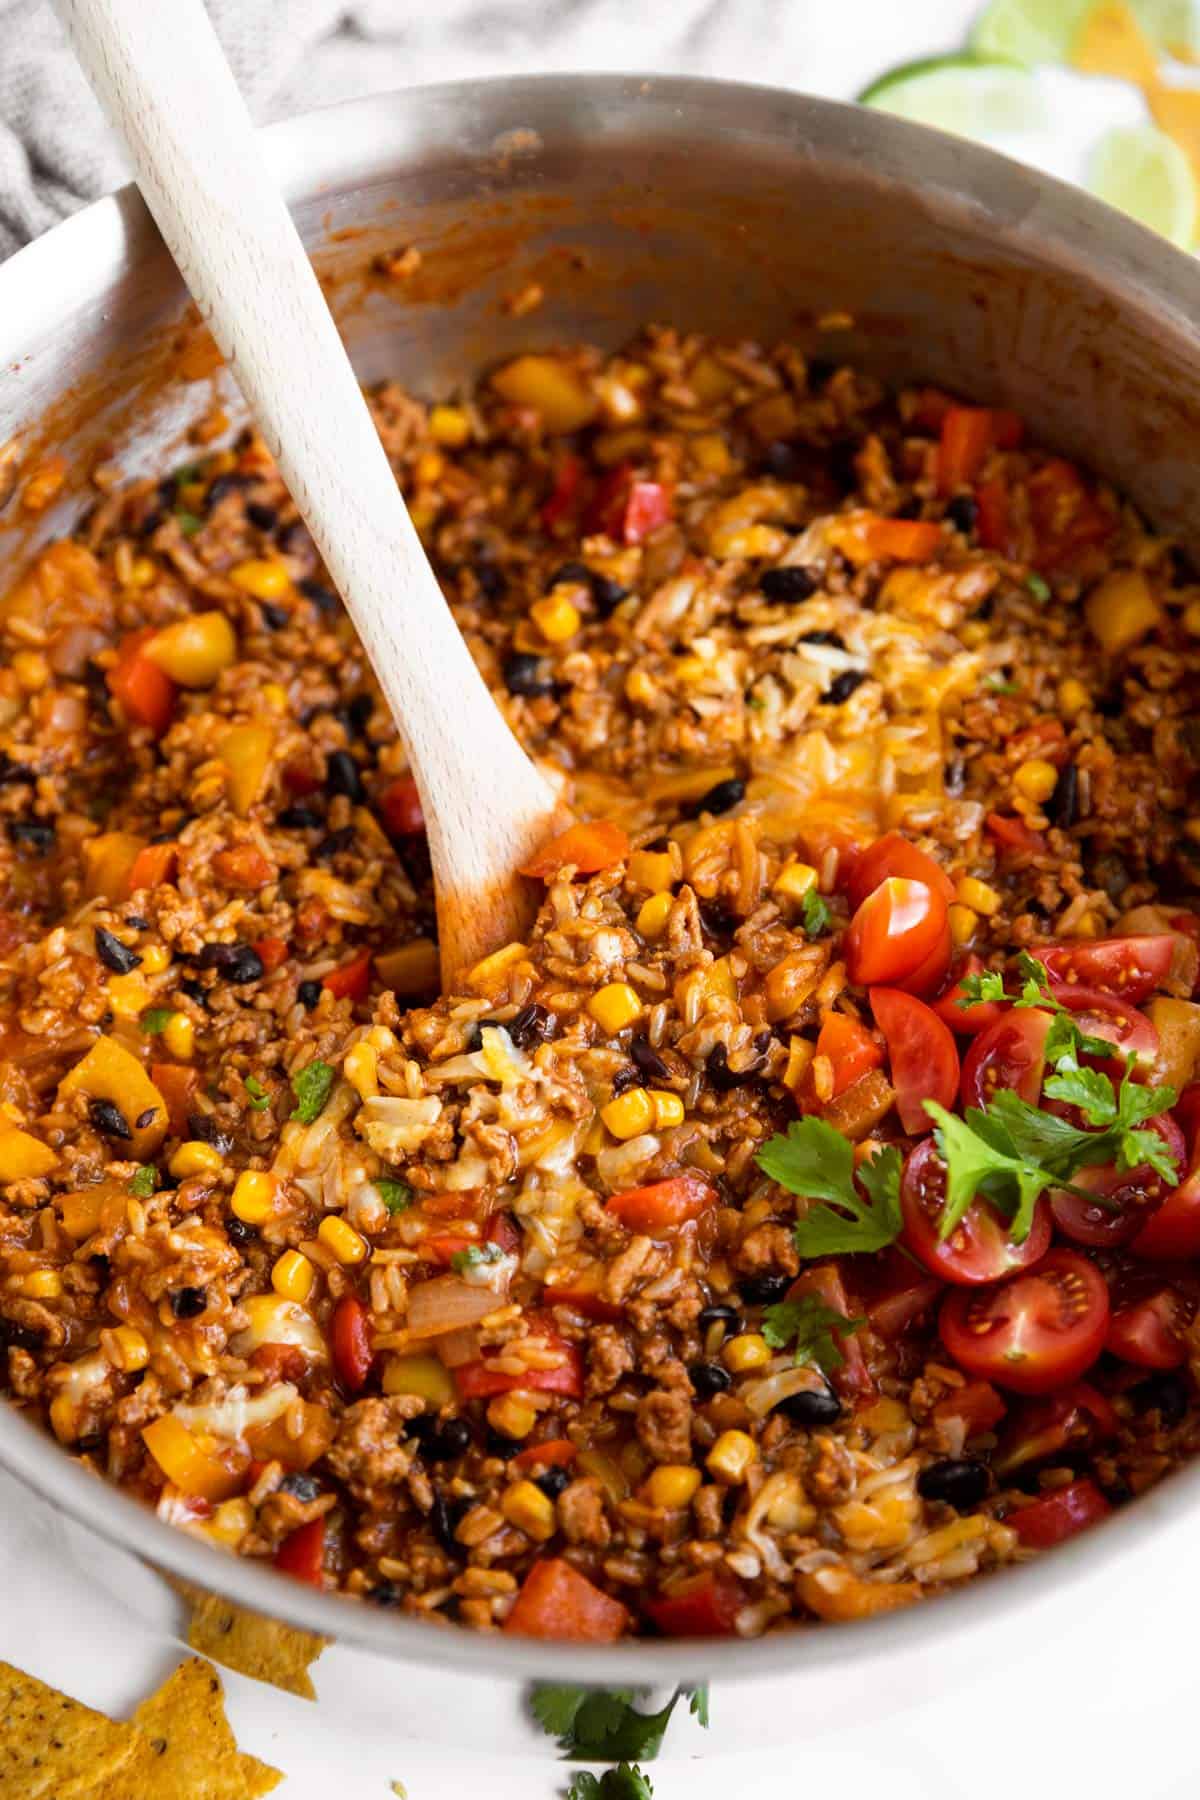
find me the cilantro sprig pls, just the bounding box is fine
[801,888,830,936]
[376,1177,412,1214]
[568,1769,653,1800]
[756,1117,903,1256]
[762,1293,865,1374]
[531,1685,708,1765]
[449,1242,504,1274]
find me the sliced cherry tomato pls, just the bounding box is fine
[931,954,1006,1035]
[787,1265,873,1399]
[539,454,585,531]
[994,1381,1116,1477]
[938,1249,1109,1395]
[378,776,425,837]
[985,812,1045,855]
[644,1568,746,1638]
[322,950,372,1002]
[1173,1082,1200,1149]
[961,1007,1054,1109]
[900,1137,1051,1286]
[844,877,949,989]
[504,1557,630,1641]
[870,987,959,1133]
[1133,1162,1200,1260]
[1041,934,1187,1006]
[1053,984,1158,1075]
[813,1012,883,1100]
[510,1438,578,1473]
[454,1338,584,1400]
[331,1294,373,1392]
[1105,1285,1193,1369]
[1011,1478,1111,1548]
[1050,1114,1184,1247]
[605,1173,717,1235]
[862,1249,944,1338]
[522,819,629,879]
[932,1380,1007,1436]
[274,1517,326,1587]
[846,832,956,911]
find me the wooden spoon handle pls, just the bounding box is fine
[54,0,565,981]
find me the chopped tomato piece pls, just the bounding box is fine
[937,406,1020,494]
[542,1268,624,1323]
[511,1438,579,1473]
[870,987,959,1134]
[939,1249,1109,1395]
[855,516,945,562]
[274,1517,326,1587]
[644,1567,746,1638]
[331,1294,373,1392]
[249,1343,309,1383]
[930,954,1006,1035]
[252,935,288,973]
[1133,1160,1200,1260]
[126,842,178,894]
[213,845,274,890]
[847,832,956,911]
[862,1250,943,1338]
[107,629,177,735]
[787,1265,873,1399]
[1028,459,1113,568]
[521,819,629,879]
[1105,1285,1193,1369]
[812,1012,883,1100]
[1011,1478,1111,1548]
[540,455,585,530]
[994,1382,1115,1477]
[933,1380,1007,1436]
[454,1338,584,1400]
[1040,934,1189,1006]
[845,877,949,989]
[605,1173,718,1235]
[505,1557,630,1641]
[587,464,674,544]
[150,1061,199,1138]
[974,477,1015,555]
[322,951,371,1002]
[378,776,425,837]
[900,1137,1051,1286]
[985,812,1045,854]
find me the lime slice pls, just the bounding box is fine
[1085,119,1198,242]
[971,0,1093,65]
[859,57,1052,136]
[1132,0,1200,57]
[858,51,1020,106]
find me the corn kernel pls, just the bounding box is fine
[601,1087,656,1140]
[465,941,527,992]
[106,973,151,1018]
[487,1393,538,1439]
[140,944,170,975]
[956,876,1001,917]
[1057,677,1090,715]
[530,593,581,644]
[109,1326,149,1372]
[415,450,444,486]
[129,556,157,587]
[229,558,291,601]
[773,858,819,902]
[644,1464,702,1509]
[624,667,656,706]
[343,1041,379,1100]
[209,1497,254,1547]
[162,1012,195,1061]
[636,892,674,940]
[1013,758,1058,804]
[11,650,49,692]
[1184,600,1200,638]
[169,1140,224,1178]
[588,982,644,1034]
[947,903,978,947]
[262,682,289,713]
[429,404,472,448]
[501,1479,558,1540]
[271,1249,315,1302]
[231,1169,277,1225]
[317,1214,368,1265]
[629,849,676,892]
[783,1036,815,1089]
[723,1332,772,1373]
[649,1090,684,1129]
[706,1429,758,1483]
[21,1269,62,1300]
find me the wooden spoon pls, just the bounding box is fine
[55,0,569,987]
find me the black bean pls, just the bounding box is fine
[630,1037,670,1082]
[698,1303,741,1334]
[260,602,289,630]
[547,560,591,590]
[465,1016,502,1051]
[1102,1477,1134,1508]
[430,1491,472,1556]
[758,566,819,602]
[699,900,738,937]
[135,1107,158,1131]
[894,495,923,521]
[366,1580,403,1606]
[0,752,34,787]
[508,1002,551,1050]
[536,1467,570,1500]
[298,576,339,611]
[473,560,507,600]
[826,670,867,705]
[421,1417,472,1463]
[485,1430,523,1460]
[690,776,745,818]
[226,1216,256,1246]
[277,804,322,830]
[204,473,243,510]
[917,1457,990,1509]
[610,1066,642,1099]
[186,1113,231,1153]
[297,979,322,1010]
[325,749,365,803]
[644,836,671,853]
[346,692,374,738]
[314,827,355,862]
[797,629,846,648]
[138,507,166,538]
[8,820,54,854]
[1049,762,1080,829]
[89,1253,111,1283]
[591,575,631,616]
[197,942,265,984]
[169,1286,206,1319]
[705,1042,762,1091]
[760,440,803,480]
[89,1098,131,1141]
[1133,1370,1190,1427]
[279,1472,320,1501]
[946,493,978,535]
[739,1271,791,1307]
[94,927,142,974]
[405,1415,439,1448]
[0,1316,43,1351]
[180,977,209,1010]
[688,1360,732,1399]
[1090,852,1130,900]
[777,1386,843,1426]
[246,501,278,531]
[503,652,554,698]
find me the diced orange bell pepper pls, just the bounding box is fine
[974,477,1015,555]
[252,935,289,973]
[59,1036,167,1159]
[937,407,995,494]
[504,1557,630,1641]
[142,1414,244,1501]
[213,845,274,889]
[107,629,177,735]
[150,1061,199,1138]
[831,515,945,565]
[605,1173,717,1235]
[322,950,372,1002]
[511,1438,579,1473]
[812,1012,884,1099]
[84,831,147,901]
[521,819,629,879]
[126,841,178,895]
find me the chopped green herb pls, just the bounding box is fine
[801,888,831,935]
[762,1293,865,1373]
[172,462,201,486]
[244,1075,271,1113]
[175,510,203,537]
[746,694,767,712]
[567,1769,653,1800]
[758,1117,903,1256]
[984,673,1019,695]
[957,966,1007,1009]
[139,1008,173,1035]
[687,1685,709,1729]
[530,1685,706,1763]
[290,1058,335,1124]
[449,1242,504,1274]
[376,1177,413,1214]
[128,1165,157,1197]
[958,953,1115,1060]
[1026,572,1051,602]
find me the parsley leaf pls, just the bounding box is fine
[956,967,1007,1010]
[530,1685,704,1763]
[801,888,830,936]
[449,1242,504,1274]
[1026,572,1051,602]
[762,1294,865,1373]
[128,1165,157,1197]
[290,1059,335,1124]
[567,1770,653,1800]
[376,1177,412,1214]
[244,1074,271,1112]
[758,1118,903,1256]
[139,1008,173,1035]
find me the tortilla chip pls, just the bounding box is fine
[91,1658,281,1800]
[172,1577,327,1700]
[0,1662,138,1800]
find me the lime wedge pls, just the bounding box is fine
[858,58,1053,136]
[1085,119,1198,241]
[971,0,1093,65]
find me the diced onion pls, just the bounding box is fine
[407,1275,503,1338]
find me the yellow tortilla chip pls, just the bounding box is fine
[91,1658,281,1800]
[173,1577,328,1700]
[0,1661,138,1800]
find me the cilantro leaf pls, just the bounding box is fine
[1125,1127,1179,1181]
[567,1770,653,1800]
[801,888,830,936]
[128,1165,157,1197]
[290,1059,335,1124]
[957,967,1007,1009]
[925,1100,1050,1243]
[449,1243,504,1273]
[139,1008,173,1035]
[530,1686,691,1764]
[984,673,1019,695]
[244,1074,271,1113]
[175,510,203,537]
[376,1177,413,1214]
[762,1294,865,1373]
[530,1686,590,1742]
[686,1685,710,1729]
[758,1119,903,1257]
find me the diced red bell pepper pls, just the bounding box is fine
[811,1012,884,1100]
[1011,1478,1111,1548]
[504,1557,630,1641]
[587,464,674,544]
[274,1516,326,1587]
[424,1232,477,1265]
[973,477,1015,555]
[985,812,1046,855]
[252,935,289,973]
[540,455,585,531]
[150,1061,199,1138]
[511,1438,578,1473]
[644,1568,746,1638]
[331,1294,373,1393]
[454,1337,584,1401]
[214,845,275,890]
[107,629,177,736]
[126,842,178,895]
[521,819,629,879]
[605,1174,717,1235]
[378,776,425,837]
[932,1380,1007,1436]
[282,759,321,796]
[542,1268,624,1323]
[322,950,371,1002]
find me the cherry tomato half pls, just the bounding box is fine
[1011,1478,1111,1548]
[930,953,1006,1036]
[861,1249,944,1338]
[1051,984,1158,1076]
[1050,1114,1184,1248]
[1040,934,1192,1007]
[870,987,960,1134]
[961,1007,1054,1109]
[1105,1285,1194,1369]
[900,1137,1051,1286]
[938,1249,1109,1394]
[893,915,953,999]
[1132,1161,1200,1260]
[787,1264,874,1399]
[994,1381,1117,1477]
[844,878,949,989]
[846,832,957,911]
[330,1294,373,1392]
